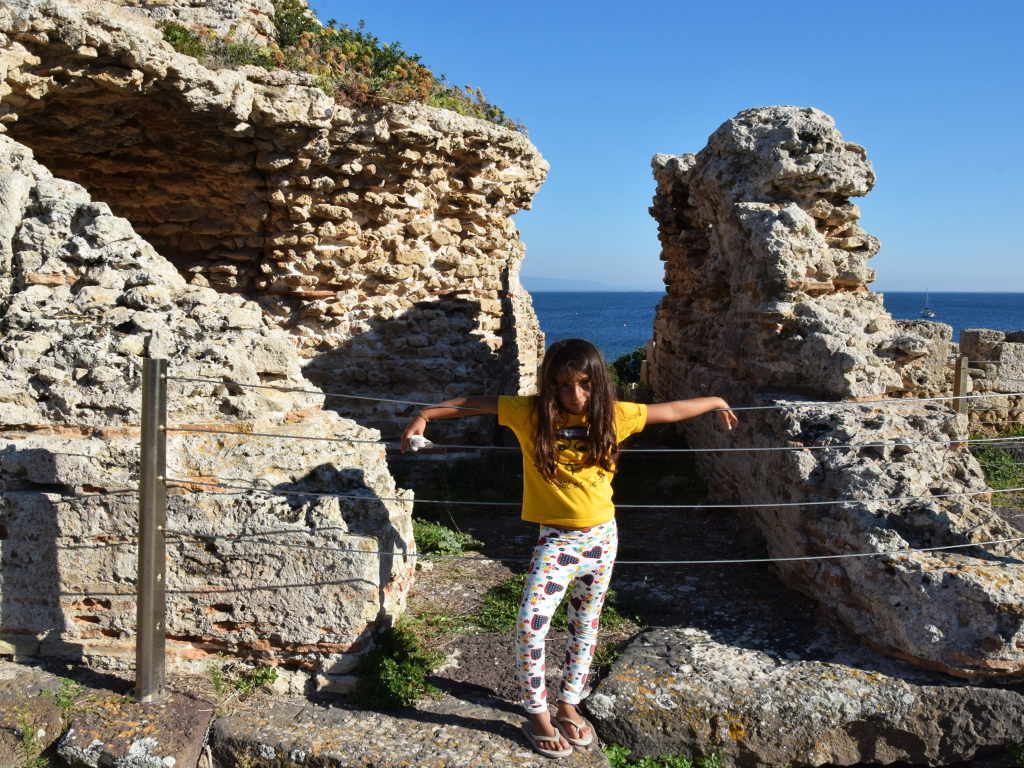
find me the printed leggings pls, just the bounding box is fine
[516,520,618,714]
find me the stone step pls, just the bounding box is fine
[585,625,1024,767]
[213,694,610,767]
[58,690,214,768]
[0,696,63,768]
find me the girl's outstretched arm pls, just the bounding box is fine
[645,397,738,430]
[400,396,500,452]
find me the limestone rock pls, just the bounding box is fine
[651,107,912,400]
[586,626,1024,767]
[960,330,1024,430]
[57,689,213,768]
[0,135,414,670]
[213,695,611,768]
[0,0,549,440]
[0,134,319,426]
[112,0,279,41]
[650,107,1024,678]
[891,319,954,398]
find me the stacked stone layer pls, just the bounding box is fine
[0,134,413,673]
[959,329,1024,431]
[649,106,1024,678]
[0,0,548,439]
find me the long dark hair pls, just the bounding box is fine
[533,338,619,483]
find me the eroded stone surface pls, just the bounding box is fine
[649,107,1024,678]
[213,694,610,768]
[0,695,63,766]
[652,107,917,400]
[0,0,548,439]
[57,689,213,768]
[587,626,1024,767]
[112,0,278,40]
[0,135,414,670]
[961,329,1024,431]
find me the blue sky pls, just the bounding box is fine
[311,0,1024,292]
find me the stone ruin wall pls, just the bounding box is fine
[956,329,1024,432]
[0,0,548,442]
[0,133,413,687]
[649,106,1024,679]
[0,0,548,681]
[881,321,1024,431]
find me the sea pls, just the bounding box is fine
[531,291,1024,363]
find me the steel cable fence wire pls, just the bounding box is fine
[163,428,1024,453]
[165,371,1024,415]
[163,476,1024,511]
[162,526,1024,566]
[165,375,486,411]
[166,425,521,451]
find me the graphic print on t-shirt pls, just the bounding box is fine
[555,425,589,474]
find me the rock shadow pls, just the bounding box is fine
[297,294,507,445]
[0,485,68,659]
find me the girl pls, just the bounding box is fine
[402,338,737,758]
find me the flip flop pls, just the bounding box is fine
[521,722,573,758]
[555,715,594,746]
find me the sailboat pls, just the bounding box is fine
[921,289,936,318]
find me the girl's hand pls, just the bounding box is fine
[717,402,738,430]
[401,414,427,453]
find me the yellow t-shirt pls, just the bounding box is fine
[498,396,647,528]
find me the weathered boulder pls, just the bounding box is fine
[649,107,1024,679]
[57,689,214,768]
[586,626,1024,767]
[651,107,929,400]
[892,319,954,398]
[0,0,548,439]
[0,134,414,671]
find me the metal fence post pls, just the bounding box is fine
[952,354,969,417]
[136,358,168,703]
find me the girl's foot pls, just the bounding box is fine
[555,701,592,744]
[529,711,571,752]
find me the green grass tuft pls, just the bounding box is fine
[39,677,83,728]
[351,622,443,709]
[1007,742,1024,767]
[413,519,483,555]
[604,745,722,768]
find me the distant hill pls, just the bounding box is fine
[521,276,664,292]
